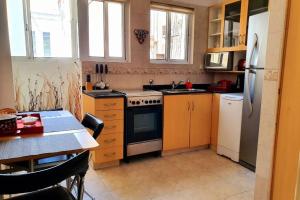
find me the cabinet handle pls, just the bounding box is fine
[238,35,241,45]
[104,152,116,157]
[104,114,117,118]
[104,138,117,144]
[187,102,190,111]
[192,102,195,111]
[104,103,117,107]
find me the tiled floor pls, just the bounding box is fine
[84,149,255,200]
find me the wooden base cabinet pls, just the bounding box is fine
[83,94,124,169]
[163,94,212,152]
[210,93,221,151]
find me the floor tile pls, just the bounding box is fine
[84,149,255,200]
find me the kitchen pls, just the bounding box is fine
[0,0,292,200]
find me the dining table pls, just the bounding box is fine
[0,110,99,172]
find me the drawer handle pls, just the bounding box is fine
[104,103,117,107]
[104,152,116,157]
[105,125,117,130]
[104,114,117,118]
[104,138,116,144]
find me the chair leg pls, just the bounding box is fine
[77,176,85,200]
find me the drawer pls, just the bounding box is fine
[98,133,123,148]
[93,146,123,163]
[95,98,124,111]
[95,110,123,121]
[102,120,123,134]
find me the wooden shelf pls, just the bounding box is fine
[210,18,222,23]
[206,70,245,74]
[209,33,222,37]
[207,45,247,53]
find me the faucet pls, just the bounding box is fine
[171,80,184,90]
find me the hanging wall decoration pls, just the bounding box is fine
[134,29,149,44]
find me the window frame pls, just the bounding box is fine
[87,0,126,62]
[8,0,79,61]
[150,7,192,64]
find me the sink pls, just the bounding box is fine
[161,88,207,94]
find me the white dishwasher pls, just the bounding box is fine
[217,93,243,162]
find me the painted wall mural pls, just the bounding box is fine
[13,60,82,119]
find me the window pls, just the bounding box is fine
[88,0,125,59]
[150,6,191,63]
[6,0,76,58]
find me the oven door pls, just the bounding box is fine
[126,105,162,144]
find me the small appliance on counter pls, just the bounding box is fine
[121,90,163,161]
[208,80,233,93]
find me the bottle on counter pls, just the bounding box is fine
[85,74,93,91]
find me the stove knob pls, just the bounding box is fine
[132,101,136,105]
[137,101,140,105]
[145,100,148,104]
[157,100,161,103]
[149,100,153,104]
[153,100,157,103]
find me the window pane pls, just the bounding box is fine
[30,0,72,57]
[170,12,188,60]
[150,10,167,60]
[89,1,104,57]
[6,0,27,56]
[108,2,123,58]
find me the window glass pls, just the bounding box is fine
[88,1,104,57]
[6,0,27,56]
[108,2,123,57]
[170,12,188,60]
[29,0,72,57]
[150,10,167,60]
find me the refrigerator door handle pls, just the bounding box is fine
[248,33,259,69]
[245,71,253,117]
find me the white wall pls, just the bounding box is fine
[0,0,15,108]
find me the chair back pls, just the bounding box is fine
[0,151,89,195]
[81,113,104,140]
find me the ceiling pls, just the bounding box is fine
[172,0,221,7]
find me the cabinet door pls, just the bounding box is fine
[190,94,212,148]
[163,95,191,151]
[210,94,221,151]
[222,0,248,50]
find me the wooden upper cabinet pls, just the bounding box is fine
[190,94,212,148]
[208,0,249,52]
[163,95,191,151]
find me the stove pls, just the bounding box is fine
[120,90,163,107]
[120,90,163,159]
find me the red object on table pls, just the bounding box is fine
[16,113,44,135]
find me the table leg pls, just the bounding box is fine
[29,160,34,172]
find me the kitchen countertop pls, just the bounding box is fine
[82,90,125,99]
[82,84,243,98]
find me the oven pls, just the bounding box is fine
[123,91,163,158]
[126,105,162,144]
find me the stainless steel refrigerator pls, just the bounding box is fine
[239,12,269,171]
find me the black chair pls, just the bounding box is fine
[0,151,90,200]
